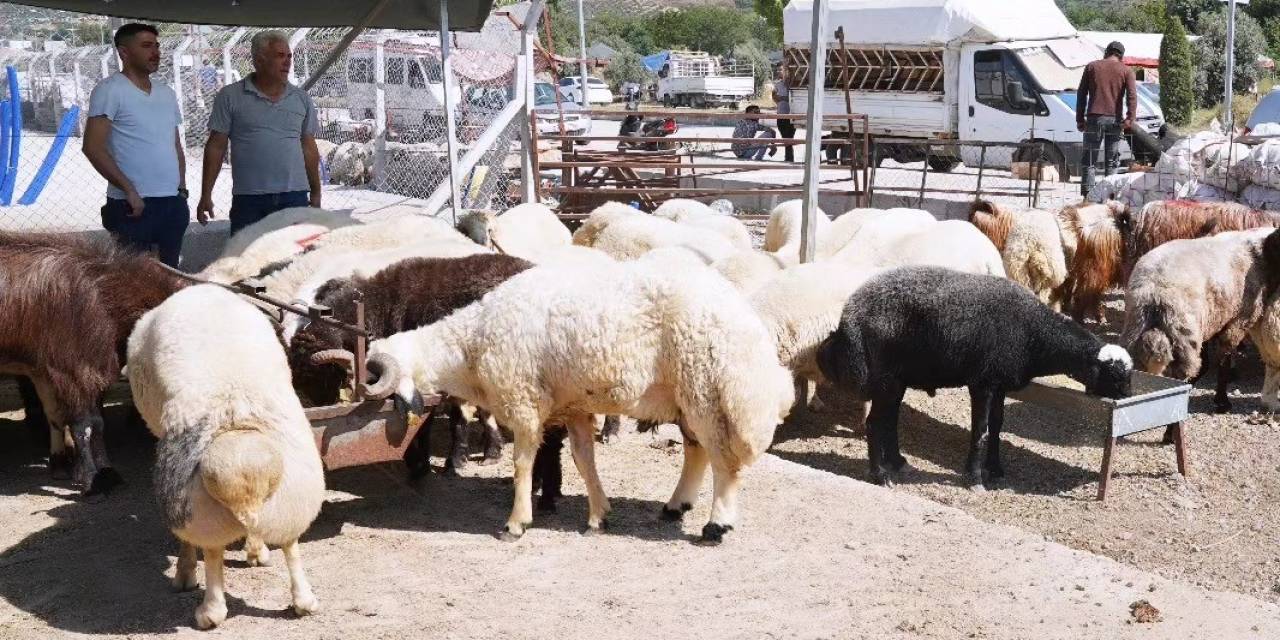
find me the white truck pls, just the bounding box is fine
[656,51,755,109]
[782,0,1165,176]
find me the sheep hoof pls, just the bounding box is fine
[292,592,320,617]
[497,524,527,542]
[48,453,73,480]
[581,520,608,536]
[172,573,199,592]
[194,602,227,630]
[660,503,692,521]
[447,453,470,472]
[696,522,733,546]
[85,467,124,495]
[890,455,909,473]
[535,496,558,514]
[871,471,897,488]
[477,451,502,466]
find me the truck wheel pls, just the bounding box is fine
[693,94,706,109]
[662,94,672,108]
[1014,142,1066,180]
[926,156,960,172]
[730,101,740,111]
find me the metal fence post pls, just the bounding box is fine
[439,0,462,222]
[173,35,194,149]
[372,32,388,190]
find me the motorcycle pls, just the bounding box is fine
[618,114,679,152]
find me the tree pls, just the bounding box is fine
[753,0,784,44]
[732,42,772,96]
[1160,16,1195,126]
[602,49,653,92]
[1194,8,1269,108]
[1166,0,1218,32]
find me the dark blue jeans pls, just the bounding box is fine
[1081,115,1123,197]
[101,196,190,267]
[229,190,310,236]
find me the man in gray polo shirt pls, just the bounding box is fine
[197,31,321,235]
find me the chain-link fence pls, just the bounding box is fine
[0,9,530,233]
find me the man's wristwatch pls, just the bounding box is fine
[177,187,189,198]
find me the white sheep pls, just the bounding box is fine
[571,201,643,248]
[197,208,361,284]
[653,198,754,251]
[712,249,795,295]
[364,259,795,543]
[457,203,573,262]
[220,207,359,259]
[575,206,739,264]
[750,262,884,383]
[127,285,328,629]
[833,219,1006,277]
[823,207,937,256]
[199,223,335,285]
[763,199,832,256]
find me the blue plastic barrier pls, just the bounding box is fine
[19,105,78,205]
[0,101,9,192]
[1,67,21,205]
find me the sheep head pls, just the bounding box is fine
[1084,344,1133,399]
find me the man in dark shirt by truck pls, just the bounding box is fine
[1076,41,1138,197]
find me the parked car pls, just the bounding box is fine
[534,81,591,143]
[557,76,614,105]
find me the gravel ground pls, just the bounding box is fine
[772,296,1280,605]
[0,396,1277,639]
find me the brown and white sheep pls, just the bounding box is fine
[969,200,1068,309]
[1125,200,1279,279]
[1055,201,1127,323]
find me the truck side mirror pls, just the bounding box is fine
[1005,80,1037,111]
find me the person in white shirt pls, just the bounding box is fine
[82,23,189,267]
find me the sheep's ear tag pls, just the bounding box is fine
[238,278,267,294]
[308,305,333,321]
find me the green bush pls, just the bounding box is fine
[1160,17,1195,126]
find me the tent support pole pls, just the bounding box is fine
[799,0,828,264]
[439,0,463,222]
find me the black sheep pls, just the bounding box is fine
[816,266,1133,488]
[289,253,533,474]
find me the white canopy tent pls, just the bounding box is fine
[783,0,1077,46]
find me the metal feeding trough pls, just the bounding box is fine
[1009,371,1192,500]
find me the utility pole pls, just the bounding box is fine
[576,0,588,107]
[1225,0,1238,133]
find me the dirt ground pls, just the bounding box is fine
[0,363,1279,638]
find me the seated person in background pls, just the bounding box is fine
[731,105,776,161]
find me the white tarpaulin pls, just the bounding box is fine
[783,0,1077,46]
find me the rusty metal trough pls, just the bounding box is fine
[159,266,439,472]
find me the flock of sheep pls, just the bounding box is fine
[0,191,1276,629]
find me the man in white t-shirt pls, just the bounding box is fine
[82,23,188,267]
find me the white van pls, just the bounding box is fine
[784,0,1165,176]
[341,37,461,139]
